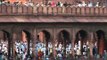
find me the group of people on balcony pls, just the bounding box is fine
[0,0,107,7]
[76,1,100,7]
[0,0,34,6]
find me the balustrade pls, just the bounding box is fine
[0,4,107,16]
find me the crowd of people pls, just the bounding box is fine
[0,0,107,7]
[14,40,32,60]
[0,39,107,60]
[73,40,107,60]
[0,40,8,60]
[34,40,72,60]
[14,40,73,60]
[15,41,107,60]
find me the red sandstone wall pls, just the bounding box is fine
[38,32,44,43]
[99,36,104,56]
[0,31,4,40]
[22,31,27,42]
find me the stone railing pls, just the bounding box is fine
[0,4,107,16]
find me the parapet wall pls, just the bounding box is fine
[0,4,107,16]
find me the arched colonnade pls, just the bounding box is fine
[0,28,106,60]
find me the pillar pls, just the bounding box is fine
[12,32,17,60]
[71,29,76,56]
[89,32,94,57]
[50,29,54,59]
[26,31,31,57]
[8,33,13,60]
[53,28,57,58]
[32,29,37,60]
[0,31,3,40]
[99,34,104,56]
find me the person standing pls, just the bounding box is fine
[0,42,2,60]
[92,45,98,60]
[0,50,2,60]
[76,48,81,59]
[103,50,107,60]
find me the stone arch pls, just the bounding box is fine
[56,28,72,41]
[21,30,32,56]
[37,30,51,43]
[57,30,71,44]
[36,28,53,41]
[22,30,31,42]
[3,30,10,40]
[96,30,106,56]
[0,30,10,41]
[37,30,51,55]
[0,30,11,41]
[14,28,33,59]
[0,30,11,45]
[75,30,88,44]
[13,26,33,42]
[0,30,11,59]
[96,30,105,40]
[56,30,71,56]
[74,30,88,55]
[42,30,51,41]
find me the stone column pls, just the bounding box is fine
[71,29,76,57]
[89,32,94,57]
[12,32,17,60]
[32,29,37,60]
[53,28,57,59]
[27,32,31,57]
[50,28,54,59]
[53,28,56,43]
[8,33,13,60]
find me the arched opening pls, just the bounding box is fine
[75,30,88,44]
[22,30,31,56]
[75,30,88,56]
[0,30,10,60]
[35,30,51,59]
[38,30,51,43]
[22,30,31,42]
[96,30,106,56]
[14,30,32,60]
[55,30,71,58]
[58,30,71,44]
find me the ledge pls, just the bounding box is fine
[0,4,107,16]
